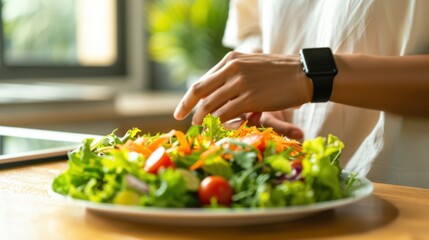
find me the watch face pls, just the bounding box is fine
[300,48,337,76]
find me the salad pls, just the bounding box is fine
[52,114,354,208]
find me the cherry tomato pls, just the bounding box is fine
[144,146,175,174]
[198,176,234,206]
[241,134,266,152]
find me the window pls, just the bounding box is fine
[0,0,126,79]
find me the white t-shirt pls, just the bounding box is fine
[223,0,429,188]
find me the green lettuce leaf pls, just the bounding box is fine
[201,114,231,141]
[202,155,233,179]
[301,134,345,201]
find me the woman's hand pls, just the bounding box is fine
[174,51,312,125]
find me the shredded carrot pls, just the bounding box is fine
[272,135,302,157]
[250,126,261,134]
[231,120,248,138]
[261,127,274,137]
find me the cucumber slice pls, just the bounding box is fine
[176,168,200,191]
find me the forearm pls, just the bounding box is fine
[331,54,429,117]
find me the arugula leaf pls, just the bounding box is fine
[230,163,264,207]
[89,128,141,153]
[151,168,193,207]
[232,150,257,169]
[120,127,141,143]
[221,139,258,169]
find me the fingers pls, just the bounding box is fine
[173,83,205,120]
[192,75,245,124]
[174,52,242,121]
[174,71,227,121]
[210,93,250,124]
[222,112,261,130]
[222,117,246,130]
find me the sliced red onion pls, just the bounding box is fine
[272,165,303,184]
[125,174,149,194]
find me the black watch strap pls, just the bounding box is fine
[299,47,338,103]
[310,75,335,102]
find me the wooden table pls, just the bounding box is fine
[1,161,428,240]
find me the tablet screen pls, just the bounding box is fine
[0,135,76,154]
[0,126,100,167]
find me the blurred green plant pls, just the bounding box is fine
[146,0,232,84]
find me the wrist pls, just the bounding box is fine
[330,53,358,103]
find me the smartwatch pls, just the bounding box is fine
[299,47,338,102]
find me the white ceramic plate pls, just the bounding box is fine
[50,172,373,226]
